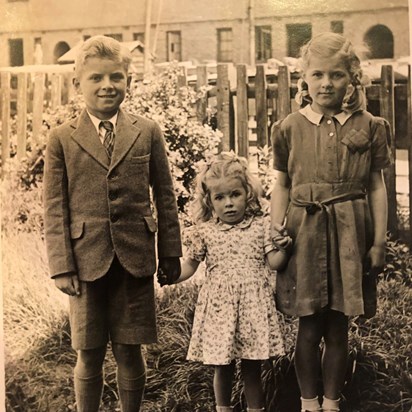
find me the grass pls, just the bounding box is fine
[2,179,411,411]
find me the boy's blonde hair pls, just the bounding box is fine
[75,35,132,77]
[191,152,263,223]
[297,32,367,113]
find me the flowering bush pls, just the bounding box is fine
[122,63,221,211]
[1,63,221,222]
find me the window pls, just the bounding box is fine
[104,33,123,42]
[255,25,272,62]
[331,21,344,34]
[133,33,145,43]
[286,23,312,57]
[167,31,182,61]
[364,25,394,59]
[217,28,233,62]
[9,38,24,66]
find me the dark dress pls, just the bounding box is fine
[272,105,392,317]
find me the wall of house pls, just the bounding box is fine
[0,0,409,67]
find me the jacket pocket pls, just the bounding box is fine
[70,222,85,239]
[131,154,151,164]
[144,216,158,233]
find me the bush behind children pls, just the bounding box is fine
[44,32,391,412]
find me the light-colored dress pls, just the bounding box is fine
[272,105,392,317]
[184,214,285,365]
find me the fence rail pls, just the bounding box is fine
[0,63,411,242]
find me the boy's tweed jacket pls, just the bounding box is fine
[44,108,182,281]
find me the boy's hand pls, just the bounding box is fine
[54,272,81,296]
[157,257,181,286]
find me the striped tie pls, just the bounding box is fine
[100,121,115,158]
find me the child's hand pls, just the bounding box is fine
[157,257,181,286]
[272,223,293,255]
[365,245,385,274]
[54,272,81,296]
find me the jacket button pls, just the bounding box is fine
[108,172,117,180]
[109,191,117,201]
[110,214,119,223]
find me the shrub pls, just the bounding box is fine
[2,63,221,217]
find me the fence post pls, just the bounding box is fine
[236,64,249,158]
[0,72,11,171]
[50,73,62,109]
[407,65,412,247]
[32,73,46,144]
[196,65,208,124]
[216,64,231,152]
[16,73,28,159]
[277,65,291,121]
[255,64,268,148]
[380,65,398,238]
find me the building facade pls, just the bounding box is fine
[0,0,409,68]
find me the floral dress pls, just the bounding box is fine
[184,214,285,365]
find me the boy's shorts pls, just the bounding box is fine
[69,256,157,350]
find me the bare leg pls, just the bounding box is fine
[112,343,146,412]
[294,314,323,399]
[241,359,264,409]
[74,346,107,412]
[322,310,348,401]
[214,362,236,407]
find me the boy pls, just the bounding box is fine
[43,35,182,412]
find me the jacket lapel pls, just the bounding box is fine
[70,110,110,169]
[110,109,141,170]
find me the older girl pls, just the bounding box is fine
[271,32,392,412]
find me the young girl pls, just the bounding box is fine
[270,32,392,412]
[159,152,290,412]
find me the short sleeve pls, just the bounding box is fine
[271,120,289,172]
[370,116,393,171]
[183,224,206,262]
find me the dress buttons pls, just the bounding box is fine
[329,132,334,136]
[110,214,119,223]
[327,119,332,124]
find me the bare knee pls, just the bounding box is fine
[76,346,107,375]
[112,343,143,368]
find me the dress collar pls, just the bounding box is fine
[299,104,356,126]
[215,214,254,231]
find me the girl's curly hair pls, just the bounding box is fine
[191,152,263,223]
[296,32,368,113]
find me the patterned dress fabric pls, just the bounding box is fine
[184,215,285,365]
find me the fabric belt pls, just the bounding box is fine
[291,191,366,215]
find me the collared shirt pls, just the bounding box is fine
[299,104,354,126]
[87,111,118,144]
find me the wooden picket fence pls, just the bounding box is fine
[0,63,411,242]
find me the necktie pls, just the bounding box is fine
[100,121,115,158]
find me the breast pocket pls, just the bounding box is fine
[130,154,151,164]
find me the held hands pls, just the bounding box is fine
[157,257,181,287]
[54,272,81,296]
[271,223,293,255]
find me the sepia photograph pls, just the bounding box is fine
[0,1,411,411]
